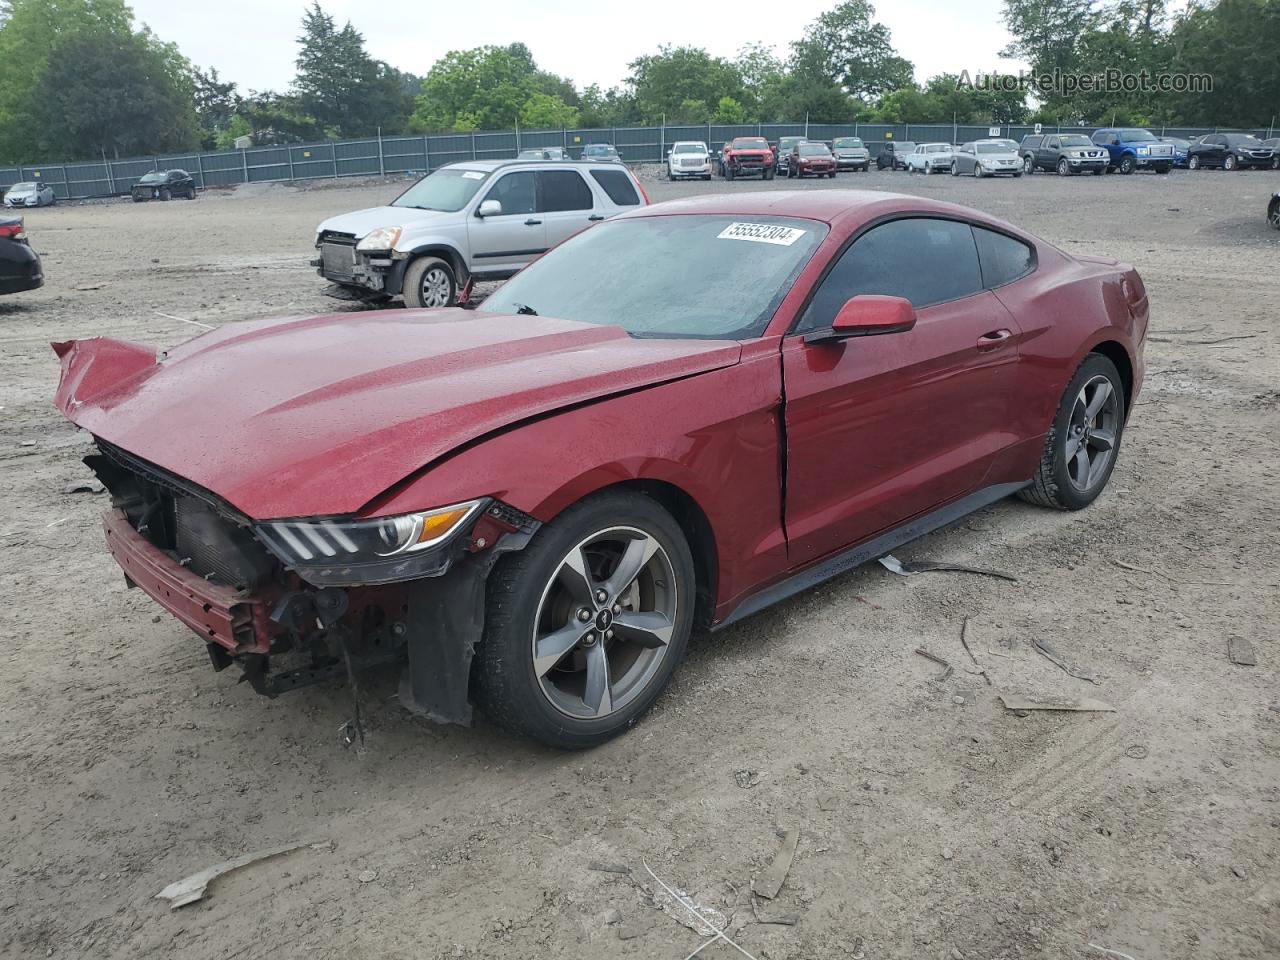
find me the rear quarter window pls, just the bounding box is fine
[539,170,593,212]
[589,169,640,206]
[973,227,1035,288]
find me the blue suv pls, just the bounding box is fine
[1090,128,1175,174]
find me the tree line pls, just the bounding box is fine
[0,0,1274,164]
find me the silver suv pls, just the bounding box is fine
[313,160,648,307]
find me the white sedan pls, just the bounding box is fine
[4,182,56,207]
[906,143,954,174]
[666,141,712,181]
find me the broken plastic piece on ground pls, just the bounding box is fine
[753,829,800,900]
[915,647,953,681]
[1228,637,1257,666]
[61,478,104,494]
[878,554,1017,581]
[155,839,330,909]
[1033,638,1101,684]
[998,693,1116,713]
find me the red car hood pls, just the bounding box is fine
[53,310,741,519]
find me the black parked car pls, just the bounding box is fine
[1187,134,1275,171]
[875,141,915,170]
[1264,139,1280,169]
[0,215,43,295]
[131,169,196,201]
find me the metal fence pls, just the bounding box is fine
[1,121,1274,201]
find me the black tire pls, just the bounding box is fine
[474,491,696,748]
[159,187,171,201]
[1188,155,1201,171]
[1223,153,1238,171]
[1119,155,1135,175]
[1092,168,1103,175]
[725,164,735,181]
[764,167,775,181]
[132,194,144,203]
[402,255,457,309]
[1268,198,1280,231]
[1057,158,1070,176]
[1019,353,1127,511]
[1023,155,1035,174]
[1155,164,1171,174]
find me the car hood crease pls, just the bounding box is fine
[53,310,742,519]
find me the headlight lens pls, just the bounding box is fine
[356,226,402,251]
[256,500,483,566]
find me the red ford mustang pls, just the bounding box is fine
[53,190,1147,748]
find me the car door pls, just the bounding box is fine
[1040,137,1059,169]
[467,170,546,275]
[536,169,602,249]
[780,217,1024,565]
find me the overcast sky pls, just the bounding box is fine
[129,0,1027,93]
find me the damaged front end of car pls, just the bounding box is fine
[53,338,541,727]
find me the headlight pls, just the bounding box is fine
[356,226,402,251]
[255,499,485,586]
[1137,147,1149,154]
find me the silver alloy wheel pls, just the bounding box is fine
[420,266,452,307]
[1065,375,1120,493]
[531,526,678,720]
[1024,155,1034,173]
[974,161,982,178]
[1189,155,1200,170]
[1269,201,1280,230]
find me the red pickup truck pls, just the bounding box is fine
[720,137,776,180]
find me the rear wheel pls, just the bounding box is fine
[402,255,456,309]
[474,491,695,748]
[1020,354,1126,511]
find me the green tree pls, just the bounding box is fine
[412,43,572,130]
[520,92,580,128]
[294,2,413,136]
[711,96,748,124]
[626,46,750,123]
[792,0,914,102]
[1165,0,1280,126]
[192,67,240,150]
[999,0,1098,76]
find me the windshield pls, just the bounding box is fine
[1161,138,1189,147]
[392,167,488,212]
[977,143,1011,154]
[1060,135,1092,147]
[834,138,863,148]
[734,138,769,149]
[584,144,618,156]
[10,182,35,191]
[517,150,545,159]
[896,142,916,152]
[799,143,830,156]
[673,143,706,154]
[1226,135,1264,147]
[478,215,827,340]
[1120,129,1157,142]
[139,172,166,184]
[925,144,949,153]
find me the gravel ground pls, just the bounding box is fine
[2,166,1278,960]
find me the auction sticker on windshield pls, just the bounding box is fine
[717,222,807,246]
[461,171,486,180]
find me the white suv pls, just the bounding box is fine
[313,159,649,307]
[666,141,711,180]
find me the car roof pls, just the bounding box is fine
[615,189,1032,236]
[443,159,628,174]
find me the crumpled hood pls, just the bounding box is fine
[52,310,741,519]
[316,204,447,240]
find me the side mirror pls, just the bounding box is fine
[805,295,917,344]
[476,199,502,218]
[666,149,672,156]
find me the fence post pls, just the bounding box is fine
[423,134,431,172]
[330,140,338,179]
[60,164,68,200]
[197,152,205,188]
[241,149,248,184]
[377,129,385,176]
[286,146,294,182]
[471,132,477,160]
[562,127,567,152]
[103,150,115,196]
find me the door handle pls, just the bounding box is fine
[588,214,605,221]
[524,218,542,226]
[977,329,1013,351]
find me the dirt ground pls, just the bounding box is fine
[2,166,1278,960]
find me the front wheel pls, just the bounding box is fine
[1268,198,1280,230]
[1058,158,1071,176]
[1188,155,1201,170]
[1019,353,1126,511]
[1119,155,1135,175]
[402,255,457,309]
[1223,154,1238,171]
[159,187,172,201]
[1023,156,1035,174]
[474,491,695,748]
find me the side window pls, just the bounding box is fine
[538,170,593,212]
[973,226,1035,289]
[1046,138,1059,149]
[797,218,984,331]
[589,169,640,206]
[483,171,537,216]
